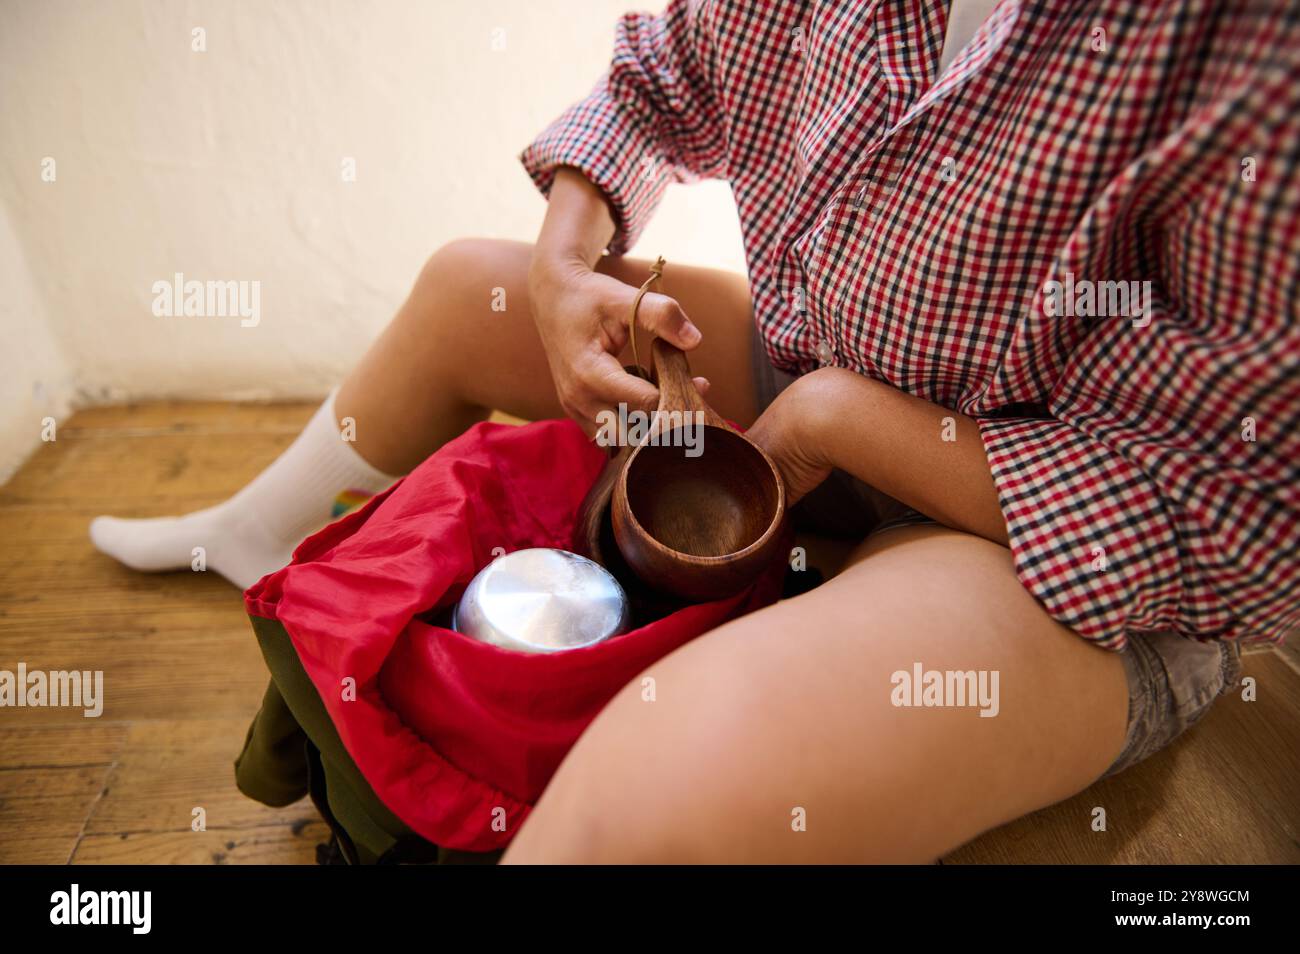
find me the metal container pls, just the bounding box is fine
[452,548,630,653]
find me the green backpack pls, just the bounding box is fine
[235,615,501,865]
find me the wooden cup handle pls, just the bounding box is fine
[649,338,700,411]
[624,260,726,429]
[648,337,727,427]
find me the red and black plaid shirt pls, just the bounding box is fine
[521,0,1299,650]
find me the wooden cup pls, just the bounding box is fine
[609,337,788,601]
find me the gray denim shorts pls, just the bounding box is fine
[751,335,1243,776]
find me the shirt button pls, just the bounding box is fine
[858,193,879,217]
[815,337,835,366]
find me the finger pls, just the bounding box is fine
[633,292,703,351]
[558,396,600,440]
[588,352,660,414]
[692,376,710,396]
[591,277,639,353]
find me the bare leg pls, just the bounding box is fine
[502,525,1129,863]
[89,238,755,587]
[338,238,757,474]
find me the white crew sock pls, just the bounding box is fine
[89,390,398,590]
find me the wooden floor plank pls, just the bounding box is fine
[0,431,310,510]
[0,723,128,769]
[0,627,269,724]
[57,401,316,436]
[0,724,129,864]
[945,651,1300,864]
[83,719,312,836]
[72,822,331,865]
[0,764,115,864]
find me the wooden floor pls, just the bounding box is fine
[1,401,1297,864]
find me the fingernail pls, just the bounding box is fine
[682,323,702,345]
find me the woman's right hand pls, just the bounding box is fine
[528,255,705,436]
[528,167,705,437]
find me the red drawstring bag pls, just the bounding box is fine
[244,419,783,852]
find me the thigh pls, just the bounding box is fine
[503,525,1129,863]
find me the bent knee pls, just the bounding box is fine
[414,237,530,298]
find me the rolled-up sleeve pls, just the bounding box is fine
[981,331,1298,650]
[981,413,1190,649]
[979,98,1300,649]
[519,0,727,253]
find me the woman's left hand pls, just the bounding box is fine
[745,369,841,505]
[747,365,1011,546]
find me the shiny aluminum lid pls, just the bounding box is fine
[452,548,630,653]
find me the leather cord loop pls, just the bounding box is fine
[626,255,666,378]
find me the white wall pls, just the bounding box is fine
[0,0,746,480]
[0,204,75,479]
